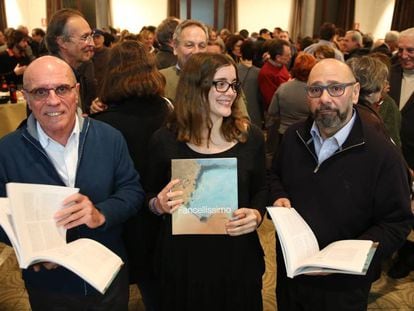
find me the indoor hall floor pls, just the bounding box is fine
[1,218,413,310]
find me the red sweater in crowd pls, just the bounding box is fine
[258,61,290,111]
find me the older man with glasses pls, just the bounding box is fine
[159,19,209,102]
[89,19,208,114]
[388,27,414,279]
[0,55,143,310]
[269,58,413,311]
[45,8,97,114]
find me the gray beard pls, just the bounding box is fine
[314,105,350,130]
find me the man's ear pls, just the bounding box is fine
[352,82,360,104]
[25,96,32,110]
[56,36,67,50]
[168,39,174,49]
[172,41,178,56]
[275,54,281,63]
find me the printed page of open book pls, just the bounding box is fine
[267,207,320,277]
[0,197,22,261]
[267,207,375,277]
[6,183,79,268]
[297,239,375,274]
[29,238,123,294]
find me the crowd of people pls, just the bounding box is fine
[0,7,414,311]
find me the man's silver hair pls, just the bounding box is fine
[385,30,399,43]
[172,19,209,45]
[399,28,414,39]
[346,30,363,47]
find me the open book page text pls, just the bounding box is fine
[6,183,78,267]
[267,207,319,275]
[31,238,123,294]
[267,207,375,277]
[0,198,21,259]
[300,239,375,272]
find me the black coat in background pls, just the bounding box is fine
[0,50,30,85]
[389,62,414,168]
[92,95,171,283]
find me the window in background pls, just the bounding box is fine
[180,0,224,30]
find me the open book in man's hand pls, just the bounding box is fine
[0,182,123,294]
[267,207,377,278]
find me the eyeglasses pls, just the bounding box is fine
[70,33,94,43]
[398,47,414,55]
[212,80,241,93]
[305,82,356,98]
[24,84,76,101]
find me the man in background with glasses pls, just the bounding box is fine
[269,58,413,310]
[45,8,97,114]
[0,55,144,310]
[159,19,209,102]
[387,27,414,280]
[0,29,31,86]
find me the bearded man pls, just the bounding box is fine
[269,58,413,311]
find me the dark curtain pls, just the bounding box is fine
[290,0,304,42]
[0,0,7,31]
[168,0,180,18]
[223,0,237,33]
[391,0,414,31]
[336,0,354,30]
[46,0,63,24]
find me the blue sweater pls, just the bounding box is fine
[0,113,144,295]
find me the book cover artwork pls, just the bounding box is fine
[171,158,238,235]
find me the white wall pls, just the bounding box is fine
[355,0,395,40]
[5,0,47,31]
[237,0,293,33]
[110,0,168,32]
[4,0,397,42]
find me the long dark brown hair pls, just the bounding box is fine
[168,52,249,145]
[100,40,165,103]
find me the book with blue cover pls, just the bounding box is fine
[171,158,238,235]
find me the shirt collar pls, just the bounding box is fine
[403,69,414,76]
[175,63,181,74]
[38,116,80,148]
